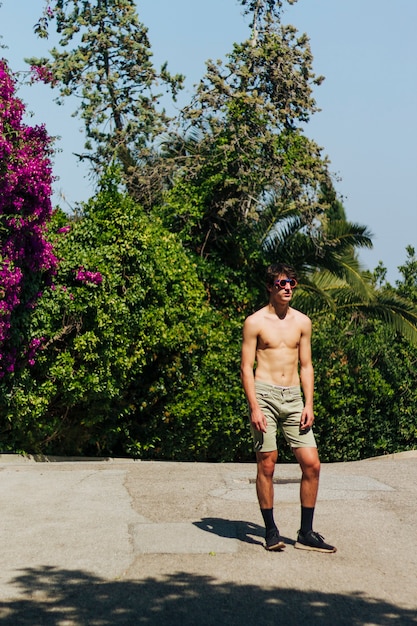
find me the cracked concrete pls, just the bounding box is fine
[0,452,416,624]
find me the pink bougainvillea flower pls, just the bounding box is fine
[0,59,58,375]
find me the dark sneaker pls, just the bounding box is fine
[265,530,285,551]
[294,530,336,553]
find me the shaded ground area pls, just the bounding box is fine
[1,567,417,625]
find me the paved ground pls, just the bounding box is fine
[0,451,416,625]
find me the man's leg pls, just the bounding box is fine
[292,446,336,553]
[256,450,285,551]
[292,446,320,510]
[256,449,277,509]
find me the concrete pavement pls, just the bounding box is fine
[0,452,416,625]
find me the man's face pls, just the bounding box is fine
[270,275,297,301]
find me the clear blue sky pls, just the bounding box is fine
[1,0,416,283]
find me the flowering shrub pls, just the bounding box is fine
[0,60,57,377]
[75,267,103,285]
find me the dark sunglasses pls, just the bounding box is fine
[274,278,297,289]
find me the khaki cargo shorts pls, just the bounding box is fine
[250,380,317,452]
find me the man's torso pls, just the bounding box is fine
[253,306,303,387]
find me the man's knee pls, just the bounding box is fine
[306,457,320,479]
[256,451,277,479]
[294,447,320,477]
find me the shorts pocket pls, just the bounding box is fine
[257,391,270,399]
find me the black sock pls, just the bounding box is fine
[300,506,314,534]
[261,508,277,536]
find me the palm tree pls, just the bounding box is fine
[250,171,417,343]
[261,210,417,344]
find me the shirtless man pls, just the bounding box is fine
[241,263,336,553]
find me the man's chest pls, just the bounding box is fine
[257,321,301,351]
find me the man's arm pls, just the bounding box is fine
[299,315,315,430]
[241,317,267,433]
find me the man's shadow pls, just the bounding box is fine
[193,518,295,547]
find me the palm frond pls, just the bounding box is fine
[292,270,361,315]
[291,279,338,315]
[324,220,373,251]
[324,253,375,301]
[340,292,417,346]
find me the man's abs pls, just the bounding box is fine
[254,348,300,387]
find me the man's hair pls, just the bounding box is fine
[266,263,298,288]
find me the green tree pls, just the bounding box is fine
[396,246,417,303]
[162,0,330,266]
[0,170,250,459]
[29,0,183,208]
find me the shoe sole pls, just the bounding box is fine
[265,540,286,551]
[294,541,337,553]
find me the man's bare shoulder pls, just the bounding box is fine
[290,307,312,330]
[290,307,311,321]
[244,306,269,325]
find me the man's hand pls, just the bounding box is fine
[250,407,268,433]
[300,405,314,431]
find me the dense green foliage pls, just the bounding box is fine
[1,171,416,460]
[0,0,416,460]
[312,315,417,461]
[0,173,252,459]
